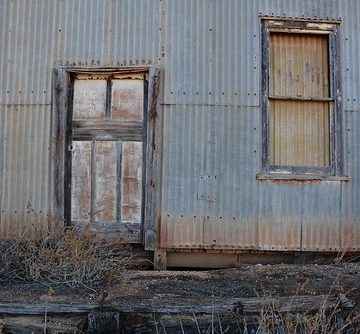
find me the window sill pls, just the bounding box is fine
[256,173,349,182]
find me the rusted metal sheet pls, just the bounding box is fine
[121,142,143,224]
[73,80,107,120]
[111,80,144,121]
[339,1,360,252]
[160,105,259,249]
[341,111,360,251]
[269,100,330,166]
[94,141,117,222]
[301,183,341,251]
[1,0,360,254]
[0,105,51,236]
[204,217,258,250]
[159,213,204,249]
[259,183,302,251]
[71,141,91,221]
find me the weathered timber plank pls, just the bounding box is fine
[94,141,118,222]
[121,142,143,225]
[154,248,167,270]
[0,295,337,316]
[72,120,143,141]
[51,68,70,221]
[71,141,92,221]
[144,66,161,250]
[71,220,141,243]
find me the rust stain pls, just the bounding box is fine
[73,80,107,120]
[111,80,144,121]
[259,214,301,251]
[341,219,360,251]
[260,179,322,185]
[160,213,204,249]
[302,216,340,251]
[204,216,258,249]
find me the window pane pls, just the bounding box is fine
[270,33,329,98]
[269,100,330,166]
[111,80,144,121]
[73,80,107,119]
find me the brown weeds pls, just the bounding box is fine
[0,227,133,289]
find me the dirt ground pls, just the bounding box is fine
[0,263,360,332]
[0,262,359,307]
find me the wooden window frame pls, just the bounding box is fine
[51,66,161,250]
[258,18,347,181]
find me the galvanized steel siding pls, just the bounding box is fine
[0,0,160,234]
[0,105,52,235]
[159,0,355,251]
[163,0,259,107]
[0,0,359,251]
[340,0,360,251]
[0,0,160,105]
[160,105,259,249]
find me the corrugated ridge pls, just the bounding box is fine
[160,105,260,248]
[0,0,160,235]
[0,105,51,235]
[259,0,340,19]
[341,0,360,112]
[163,0,259,107]
[0,0,359,252]
[0,0,160,105]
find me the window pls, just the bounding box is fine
[259,19,345,180]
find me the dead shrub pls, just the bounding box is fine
[0,227,133,289]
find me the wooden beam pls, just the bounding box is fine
[143,66,161,250]
[51,68,70,224]
[154,248,167,270]
[0,295,337,315]
[71,220,141,243]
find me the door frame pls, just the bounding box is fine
[51,66,161,249]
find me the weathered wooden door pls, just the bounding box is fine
[68,72,146,242]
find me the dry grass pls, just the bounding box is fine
[156,301,360,334]
[0,226,134,289]
[252,298,360,334]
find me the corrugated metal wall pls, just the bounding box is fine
[0,0,160,234]
[340,0,360,251]
[0,0,359,251]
